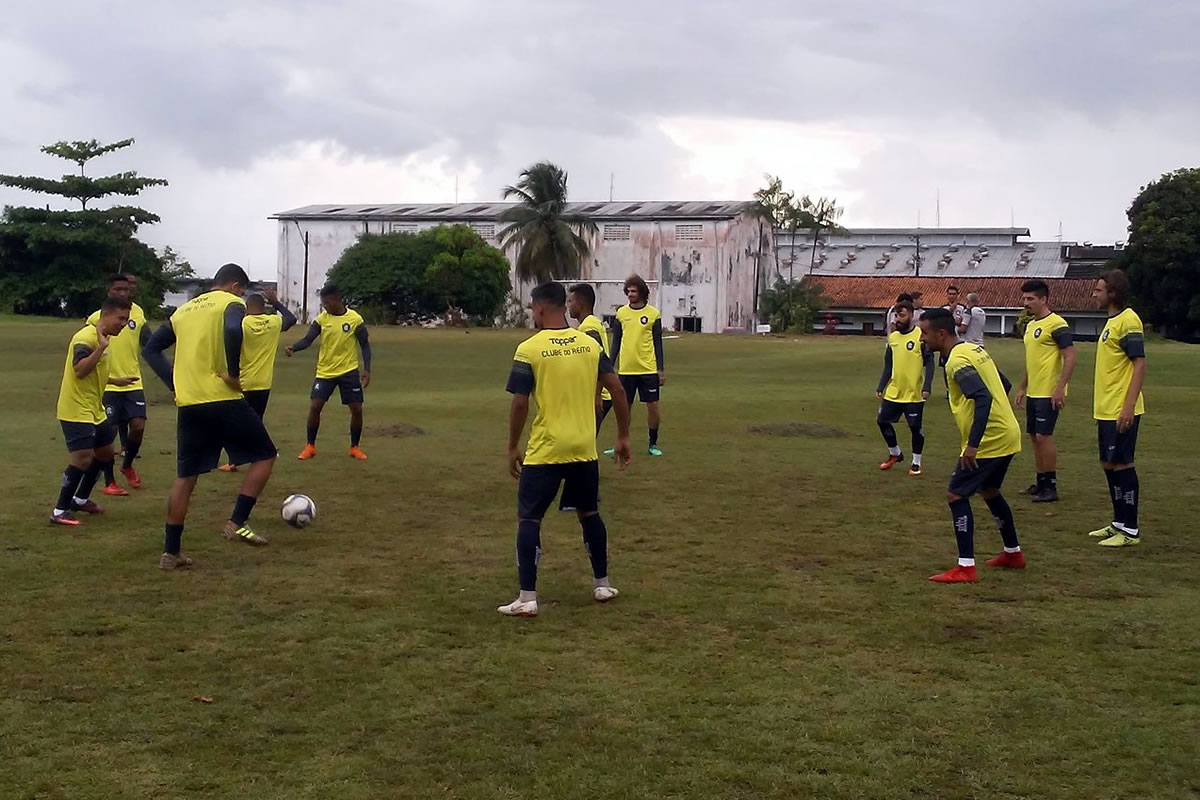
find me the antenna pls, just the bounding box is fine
[609,172,614,202]
[1010,207,1015,228]
[936,187,941,228]
[1057,221,1063,243]
[454,175,459,205]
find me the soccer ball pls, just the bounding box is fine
[281,494,317,528]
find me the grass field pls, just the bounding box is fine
[1,319,1198,799]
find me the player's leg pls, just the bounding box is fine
[929,459,996,583]
[52,423,93,526]
[1090,421,1124,539]
[876,401,903,470]
[645,375,662,455]
[222,392,270,472]
[979,456,1025,567]
[1099,417,1141,547]
[499,465,560,616]
[906,404,925,475]
[567,461,617,602]
[347,398,366,461]
[1031,433,1058,502]
[605,376,641,456]
[161,406,206,569]
[161,475,199,569]
[99,392,122,493]
[72,422,117,515]
[120,392,148,488]
[300,379,331,459]
[222,400,277,546]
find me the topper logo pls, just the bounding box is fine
[548,336,576,346]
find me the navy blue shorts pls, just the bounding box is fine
[948,454,1014,497]
[1025,397,1060,436]
[1097,417,1140,465]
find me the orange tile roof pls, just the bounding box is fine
[805,276,1100,312]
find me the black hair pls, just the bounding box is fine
[569,283,596,309]
[1099,269,1130,309]
[213,262,250,287]
[320,284,341,299]
[896,293,913,304]
[894,301,914,314]
[107,273,130,286]
[920,306,956,333]
[1021,279,1049,298]
[246,292,266,310]
[531,281,567,307]
[624,274,650,301]
[100,296,132,313]
[946,284,959,293]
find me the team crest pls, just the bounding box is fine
[906,341,915,350]
[640,315,649,325]
[128,319,137,330]
[1033,327,1042,338]
[1102,329,1110,342]
[342,323,352,332]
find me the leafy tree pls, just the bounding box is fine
[328,226,510,324]
[498,162,597,283]
[0,138,167,316]
[800,195,847,276]
[744,175,792,285]
[1117,167,1200,339]
[760,279,828,333]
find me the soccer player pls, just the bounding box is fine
[51,297,136,526]
[944,284,966,331]
[219,287,297,471]
[500,281,632,617]
[884,293,913,333]
[919,308,1025,583]
[608,274,665,456]
[86,273,151,495]
[143,263,279,569]
[287,284,372,461]
[1013,279,1076,503]
[1087,269,1147,548]
[567,283,612,429]
[876,301,934,475]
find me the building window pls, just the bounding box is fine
[470,223,495,240]
[675,224,704,241]
[675,316,702,332]
[603,224,631,241]
[390,222,418,234]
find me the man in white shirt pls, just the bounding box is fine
[959,292,986,345]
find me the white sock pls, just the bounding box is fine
[52,508,68,517]
[1114,524,1139,537]
[72,496,87,506]
[594,576,611,588]
[1004,546,1021,554]
[958,557,976,567]
[518,590,537,603]
[911,453,922,467]
[888,446,901,457]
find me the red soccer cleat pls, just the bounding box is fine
[298,444,317,461]
[985,551,1027,569]
[879,454,903,471]
[49,512,81,527]
[121,466,141,489]
[348,446,368,461]
[103,482,130,497]
[928,565,979,583]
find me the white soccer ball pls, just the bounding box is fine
[281,494,316,528]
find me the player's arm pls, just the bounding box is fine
[221,303,246,390]
[354,324,372,388]
[273,298,298,332]
[1117,330,1146,431]
[505,358,534,479]
[287,322,321,355]
[597,352,632,469]
[609,320,623,368]
[142,321,177,391]
[72,342,105,379]
[876,344,892,397]
[585,330,607,409]
[652,318,665,372]
[953,365,992,469]
[139,319,153,347]
[1051,327,1076,408]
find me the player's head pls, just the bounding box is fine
[918,306,958,353]
[895,293,913,305]
[320,284,346,314]
[945,284,959,305]
[1095,269,1130,311]
[1021,279,1050,314]
[893,301,914,329]
[106,273,133,302]
[567,283,596,321]
[246,292,266,314]
[123,273,139,296]
[530,281,567,329]
[966,292,980,308]
[910,291,923,307]
[624,274,649,305]
[212,263,251,297]
[98,295,132,335]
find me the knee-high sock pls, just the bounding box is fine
[122,441,141,471]
[949,497,974,564]
[908,422,925,456]
[1104,469,1120,526]
[516,519,542,592]
[75,459,107,501]
[580,514,609,579]
[55,465,86,512]
[984,494,1020,550]
[878,421,898,450]
[1114,468,1139,533]
[350,422,362,447]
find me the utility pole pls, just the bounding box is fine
[293,220,310,322]
[609,173,614,202]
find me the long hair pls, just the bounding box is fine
[1100,269,1130,310]
[624,274,650,302]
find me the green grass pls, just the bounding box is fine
[2,321,1198,800]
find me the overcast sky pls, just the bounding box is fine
[2,0,1197,279]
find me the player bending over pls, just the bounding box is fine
[876,300,934,475]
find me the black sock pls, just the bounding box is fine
[350,424,362,448]
[118,422,129,451]
[307,423,319,445]
[76,459,106,502]
[1104,469,1120,525]
[984,494,1020,550]
[1045,471,1057,489]
[122,441,141,471]
[231,494,257,526]
[102,460,116,486]
[516,519,542,591]
[949,497,974,561]
[1115,468,1139,532]
[649,427,659,447]
[878,421,899,449]
[580,514,609,579]
[909,425,924,456]
[1036,472,1047,490]
[164,523,184,555]
[55,465,86,512]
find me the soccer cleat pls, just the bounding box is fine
[879,453,904,471]
[1032,487,1059,503]
[985,551,1027,569]
[349,446,368,461]
[648,446,663,457]
[928,565,979,583]
[1088,524,1120,539]
[298,444,317,460]
[223,523,269,546]
[49,511,81,527]
[593,585,620,602]
[1099,531,1141,548]
[159,552,194,570]
[103,482,130,497]
[497,597,539,617]
[908,464,922,476]
[602,448,615,456]
[121,466,141,489]
[72,499,105,515]
[218,463,239,473]
[1020,483,1040,495]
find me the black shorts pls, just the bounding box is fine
[244,389,271,419]
[312,371,363,405]
[1025,397,1060,436]
[1097,417,1140,465]
[948,454,1015,497]
[878,399,924,427]
[103,390,148,423]
[177,399,277,478]
[620,373,660,404]
[518,461,600,520]
[60,419,116,453]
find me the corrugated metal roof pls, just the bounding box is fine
[272,201,749,221]
[797,242,1068,278]
[807,276,1100,312]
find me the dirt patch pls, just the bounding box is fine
[747,421,851,439]
[376,422,426,438]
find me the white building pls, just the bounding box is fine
[271,201,771,332]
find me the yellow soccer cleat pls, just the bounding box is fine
[1099,531,1141,548]
[1087,524,1120,539]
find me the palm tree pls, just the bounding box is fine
[801,196,847,276]
[498,162,598,283]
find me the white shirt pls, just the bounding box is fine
[963,306,986,344]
